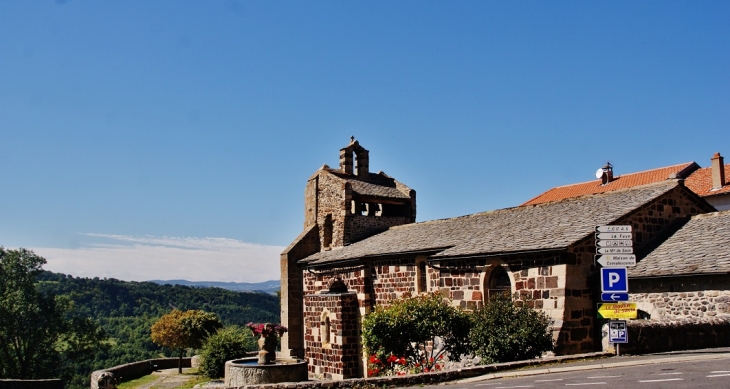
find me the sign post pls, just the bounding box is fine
[609,320,628,356]
[596,225,635,352]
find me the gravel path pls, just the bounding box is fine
[135,368,197,389]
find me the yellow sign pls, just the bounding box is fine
[597,303,637,319]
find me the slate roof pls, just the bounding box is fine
[522,162,699,206]
[629,210,730,278]
[327,170,412,199]
[301,180,683,266]
[685,164,730,197]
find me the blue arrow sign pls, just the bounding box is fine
[600,267,629,293]
[601,292,629,302]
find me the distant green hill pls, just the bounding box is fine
[36,271,280,389]
[147,279,281,294]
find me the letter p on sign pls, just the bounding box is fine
[601,267,628,293]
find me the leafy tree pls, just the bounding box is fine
[362,292,471,373]
[200,325,256,378]
[150,309,223,373]
[0,248,105,380]
[469,294,554,364]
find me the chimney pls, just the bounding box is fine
[711,152,726,190]
[601,162,614,185]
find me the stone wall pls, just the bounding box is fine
[345,214,412,244]
[90,358,191,389]
[312,172,348,250]
[433,254,571,352]
[0,380,63,389]
[614,318,730,354]
[630,275,730,321]
[303,292,361,380]
[280,225,320,358]
[371,257,419,306]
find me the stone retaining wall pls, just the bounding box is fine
[618,318,730,354]
[0,379,63,389]
[90,357,191,389]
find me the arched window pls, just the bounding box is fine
[486,266,511,299]
[320,310,331,346]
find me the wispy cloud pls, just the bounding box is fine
[32,234,285,283]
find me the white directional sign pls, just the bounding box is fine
[597,239,633,247]
[597,255,637,267]
[596,232,633,240]
[598,247,634,254]
[596,225,632,233]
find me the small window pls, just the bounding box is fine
[417,259,427,293]
[323,214,333,248]
[320,310,331,346]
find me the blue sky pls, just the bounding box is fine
[1,1,728,282]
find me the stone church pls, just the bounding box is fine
[280,139,722,380]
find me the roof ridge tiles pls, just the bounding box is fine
[541,162,695,190]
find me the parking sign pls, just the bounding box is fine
[609,320,628,343]
[600,267,628,293]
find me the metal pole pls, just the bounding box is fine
[616,343,620,357]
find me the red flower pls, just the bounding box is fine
[369,355,377,364]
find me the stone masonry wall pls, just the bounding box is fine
[630,275,730,321]
[370,256,420,307]
[434,254,569,351]
[345,215,412,244]
[280,225,320,358]
[561,238,597,355]
[620,318,730,354]
[304,292,360,380]
[304,268,370,315]
[302,255,420,315]
[314,172,347,250]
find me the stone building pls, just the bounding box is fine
[623,210,730,352]
[280,138,416,370]
[281,140,718,380]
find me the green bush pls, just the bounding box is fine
[200,326,256,378]
[469,294,554,364]
[362,293,471,375]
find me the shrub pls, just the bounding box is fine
[469,294,554,364]
[200,326,256,378]
[362,292,470,375]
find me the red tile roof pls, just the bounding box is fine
[685,164,730,197]
[521,162,699,206]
